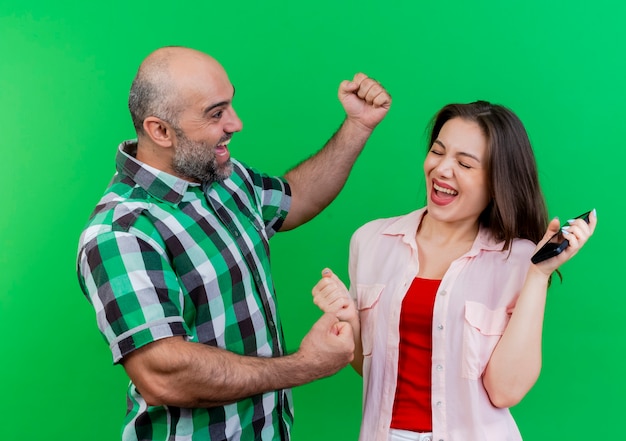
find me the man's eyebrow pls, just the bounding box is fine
[202,86,236,116]
[203,100,229,115]
[433,139,482,162]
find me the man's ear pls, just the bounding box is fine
[143,117,175,147]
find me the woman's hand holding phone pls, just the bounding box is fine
[531,209,597,268]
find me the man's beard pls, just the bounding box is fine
[171,128,234,183]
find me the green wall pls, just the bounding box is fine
[1,0,623,439]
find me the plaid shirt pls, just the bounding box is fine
[77,140,293,440]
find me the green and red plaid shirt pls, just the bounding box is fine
[77,140,293,440]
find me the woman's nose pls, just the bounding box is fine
[434,157,454,176]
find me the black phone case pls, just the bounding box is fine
[530,211,591,264]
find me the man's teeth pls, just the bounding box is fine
[434,183,458,195]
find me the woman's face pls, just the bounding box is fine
[424,117,491,226]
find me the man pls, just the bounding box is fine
[77,46,391,440]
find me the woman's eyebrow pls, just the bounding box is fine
[434,139,482,162]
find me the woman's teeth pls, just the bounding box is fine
[434,183,458,195]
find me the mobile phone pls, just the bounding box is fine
[530,211,591,264]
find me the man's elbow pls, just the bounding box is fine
[133,374,196,407]
[121,339,198,408]
[138,383,171,407]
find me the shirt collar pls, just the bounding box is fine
[116,140,192,205]
[382,207,505,255]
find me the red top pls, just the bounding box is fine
[390,277,441,432]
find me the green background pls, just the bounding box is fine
[1,0,623,439]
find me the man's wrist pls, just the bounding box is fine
[341,116,376,138]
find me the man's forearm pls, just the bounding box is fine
[281,119,374,230]
[123,338,321,408]
[123,313,353,408]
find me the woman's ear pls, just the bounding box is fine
[143,117,175,148]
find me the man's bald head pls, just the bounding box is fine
[128,46,225,136]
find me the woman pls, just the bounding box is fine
[312,101,597,441]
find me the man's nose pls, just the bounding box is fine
[225,108,243,133]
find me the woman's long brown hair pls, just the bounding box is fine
[428,101,548,251]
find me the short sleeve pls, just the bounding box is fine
[77,230,190,363]
[240,163,292,238]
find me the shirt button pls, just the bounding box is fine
[436,401,443,407]
[440,290,447,296]
[436,364,443,372]
[437,324,444,330]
